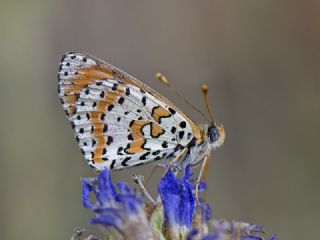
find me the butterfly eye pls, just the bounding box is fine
[208,125,220,143]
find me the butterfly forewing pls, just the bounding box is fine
[58,52,200,170]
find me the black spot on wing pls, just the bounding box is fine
[108,104,115,111]
[139,152,150,160]
[118,97,125,105]
[168,107,176,115]
[179,121,186,128]
[88,162,96,169]
[107,136,113,145]
[112,84,118,91]
[117,147,124,155]
[110,159,116,169]
[152,150,160,155]
[142,96,147,106]
[179,131,185,139]
[121,157,131,167]
[187,132,192,140]
[162,141,168,148]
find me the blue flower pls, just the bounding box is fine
[81,167,276,240]
[81,170,155,239]
[187,220,276,240]
[157,165,216,240]
[158,165,195,227]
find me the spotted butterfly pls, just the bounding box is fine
[58,52,225,172]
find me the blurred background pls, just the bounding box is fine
[1,0,319,239]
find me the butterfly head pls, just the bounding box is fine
[207,124,225,149]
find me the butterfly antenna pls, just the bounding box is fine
[201,84,215,124]
[156,73,211,122]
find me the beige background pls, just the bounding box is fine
[1,0,319,239]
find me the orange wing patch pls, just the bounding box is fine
[125,120,149,154]
[70,65,112,85]
[150,122,165,138]
[151,106,171,123]
[90,86,125,164]
[62,65,113,117]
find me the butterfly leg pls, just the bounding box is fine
[195,154,210,205]
[132,174,156,205]
[162,147,189,178]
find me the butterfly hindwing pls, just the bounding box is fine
[58,52,199,170]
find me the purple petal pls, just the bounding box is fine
[96,170,116,204]
[81,178,95,210]
[158,165,195,228]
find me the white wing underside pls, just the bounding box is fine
[58,52,196,170]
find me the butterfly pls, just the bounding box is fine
[57,52,225,182]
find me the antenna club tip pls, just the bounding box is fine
[201,84,208,94]
[155,72,162,78]
[155,72,169,84]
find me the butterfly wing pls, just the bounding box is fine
[58,52,202,170]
